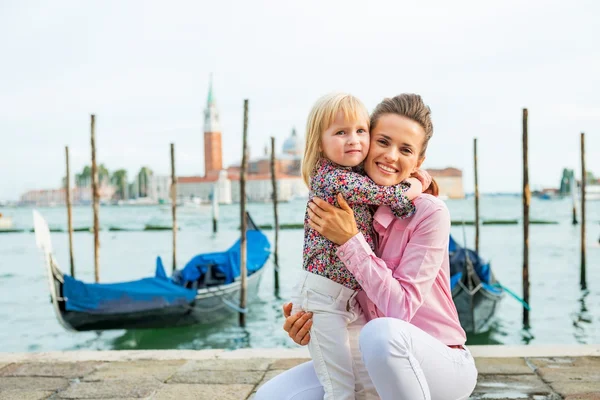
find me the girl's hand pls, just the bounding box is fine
[307,194,359,245]
[282,302,312,346]
[404,177,423,199]
[411,169,432,192]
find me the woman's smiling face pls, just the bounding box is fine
[364,113,426,186]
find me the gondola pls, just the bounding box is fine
[33,210,271,332]
[449,235,504,334]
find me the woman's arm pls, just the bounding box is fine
[309,195,450,321]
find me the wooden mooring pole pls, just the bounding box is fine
[90,114,100,283]
[580,132,587,290]
[270,136,280,294]
[65,146,75,277]
[473,138,480,254]
[522,108,530,328]
[239,99,249,327]
[170,143,177,272]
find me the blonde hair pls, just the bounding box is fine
[301,93,370,187]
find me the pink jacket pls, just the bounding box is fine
[336,194,466,346]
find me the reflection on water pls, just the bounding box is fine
[572,290,593,344]
[465,321,505,345]
[109,315,251,350]
[520,327,535,345]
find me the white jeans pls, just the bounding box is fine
[290,271,378,400]
[256,318,478,400]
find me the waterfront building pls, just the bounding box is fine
[19,185,116,207]
[426,167,465,199]
[153,175,172,203]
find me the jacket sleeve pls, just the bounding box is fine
[316,166,416,219]
[335,205,450,321]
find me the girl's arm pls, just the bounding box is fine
[403,177,423,200]
[315,163,419,219]
[334,202,450,321]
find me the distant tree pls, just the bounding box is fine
[137,167,153,198]
[75,165,111,187]
[111,169,128,200]
[98,164,110,186]
[75,166,92,187]
[586,171,596,184]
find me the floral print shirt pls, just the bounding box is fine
[303,158,416,290]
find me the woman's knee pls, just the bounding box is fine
[255,380,278,400]
[255,361,323,400]
[359,318,411,361]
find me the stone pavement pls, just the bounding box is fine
[0,345,599,399]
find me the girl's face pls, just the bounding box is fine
[364,113,426,186]
[320,111,370,167]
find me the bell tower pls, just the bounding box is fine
[203,75,223,178]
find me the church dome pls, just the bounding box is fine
[282,128,303,156]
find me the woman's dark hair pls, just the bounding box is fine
[423,178,439,197]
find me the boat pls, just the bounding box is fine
[449,236,504,334]
[33,210,271,332]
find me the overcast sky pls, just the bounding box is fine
[1,0,598,201]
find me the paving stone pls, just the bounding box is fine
[255,369,286,392]
[0,362,101,378]
[0,376,69,392]
[550,381,600,398]
[537,366,600,383]
[0,391,54,400]
[169,369,265,385]
[572,356,600,368]
[83,360,185,382]
[180,359,272,372]
[529,357,576,369]
[530,357,600,370]
[270,358,310,370]
[563,394,600,400]
[470,374,555,399]
[56,380,162,399]
[475,358,534,375]
[154,383,254,400]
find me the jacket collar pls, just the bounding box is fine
[373,206,396,231]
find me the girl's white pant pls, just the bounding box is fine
[290,271,378,400]
[256,317,478,400]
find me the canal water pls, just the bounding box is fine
[0,196,598,352]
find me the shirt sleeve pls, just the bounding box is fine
[317,165,416,219]
[335,205,450,321]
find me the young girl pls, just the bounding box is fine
[292,92,429,399]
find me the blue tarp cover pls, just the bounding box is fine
[179,230,271,285]
[63,273,197,314]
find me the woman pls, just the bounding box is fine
[256,94,478,400]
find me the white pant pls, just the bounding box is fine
[256,318,478,400]
[290,271,378,400]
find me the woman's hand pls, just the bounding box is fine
[282,303,312,346]
[307,194,359,245]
